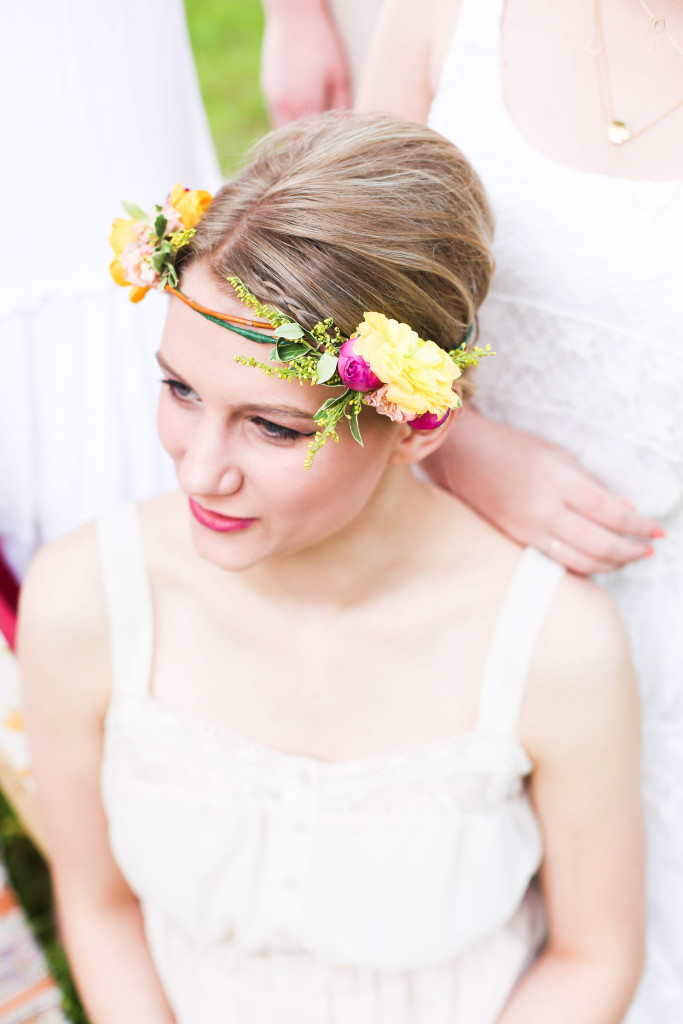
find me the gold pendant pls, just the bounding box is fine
[607,119,631,144]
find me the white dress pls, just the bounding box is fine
[428,2,683,1019]
[0,0,220,578]
[98,504,565,1024]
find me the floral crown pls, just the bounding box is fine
[109,184,493,467]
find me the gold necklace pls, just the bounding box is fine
[590,0,683,145]
[636,0,683,57]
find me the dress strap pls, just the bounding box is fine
[475,547,565,735]
[97,503,153,697]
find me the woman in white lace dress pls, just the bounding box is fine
[19,113,642,1023]
[360,2,683,1019]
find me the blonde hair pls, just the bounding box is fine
[184,111,494,352]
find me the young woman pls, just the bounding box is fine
[19,113,643,1024]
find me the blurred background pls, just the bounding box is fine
[186,0,268,173]
[0,5,266,1020]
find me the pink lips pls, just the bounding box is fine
[189,498,256,533]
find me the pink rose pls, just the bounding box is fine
[120,240,160,288]
[410,410,450,430]
[159,203,184,233]
[363,385,414,423]
[337,337,381,392]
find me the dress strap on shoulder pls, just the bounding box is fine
[97,503,153,697]
[475,547,565,736]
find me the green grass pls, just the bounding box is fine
[0,793,88,1023]
[185,0,270,175]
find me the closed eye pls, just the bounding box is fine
[161,378,199,402]
[251,416,316,441]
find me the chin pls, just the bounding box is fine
[189,520,270,573]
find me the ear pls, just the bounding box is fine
[388,405,462,466]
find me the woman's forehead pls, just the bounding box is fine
[160,308,330,417]
[178,260,257,320]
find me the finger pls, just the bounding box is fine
[557,509,654,571]
[568,479,662,539]
[540,536,620,576]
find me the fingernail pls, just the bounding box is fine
[651,527,666,539]
[645,546,655,557]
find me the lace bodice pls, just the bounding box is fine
[98,504,563,1023]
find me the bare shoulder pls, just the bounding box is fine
[520,569,639,761]
[18,521,110,719]
[19,521,106,650]
[358,0,462,118]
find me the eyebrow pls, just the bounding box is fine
[156,353,318,421]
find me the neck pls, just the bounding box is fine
[242,465,444,609]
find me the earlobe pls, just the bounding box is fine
[388,410,458,466]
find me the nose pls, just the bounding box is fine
[177,414,244,497]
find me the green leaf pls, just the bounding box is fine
[154,214,168,240]
[272,341,310,363]
[316,351,338,383]
[313,390,351,420]
[152,252,167,273]
[349,410,363,446]
[273,322,304,340]
[122,200,148,221]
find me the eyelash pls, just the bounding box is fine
[161,377,197,402]
[161,379,314,442]
[251,417,315,442]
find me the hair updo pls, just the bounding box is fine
[182,111,494,352]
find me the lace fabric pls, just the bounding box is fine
[428,0,683,1017]
[104,691,532,819]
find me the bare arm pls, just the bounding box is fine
[260,0,350,126]
[423,407,660,574]
[18,529,175,1024]
[356,0,438,120]
[501,576,645,1021]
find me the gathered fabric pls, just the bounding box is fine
[98,504,563,1023]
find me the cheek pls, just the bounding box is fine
[268,430,394,537]
[157,391,186,463]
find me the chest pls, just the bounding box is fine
[148,584,497,760]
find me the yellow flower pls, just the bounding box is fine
[168,182,212,229]
[108,217,137,256]
[353,312,461,417]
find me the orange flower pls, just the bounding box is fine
[109,218,143,298]
[168,182,212,229]
[109,217,137,256]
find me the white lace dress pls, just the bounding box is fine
[428,2,683,1019]
[98,504,564,1023]
[0,0,220,578]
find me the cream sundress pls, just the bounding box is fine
[98,504,564,1024]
